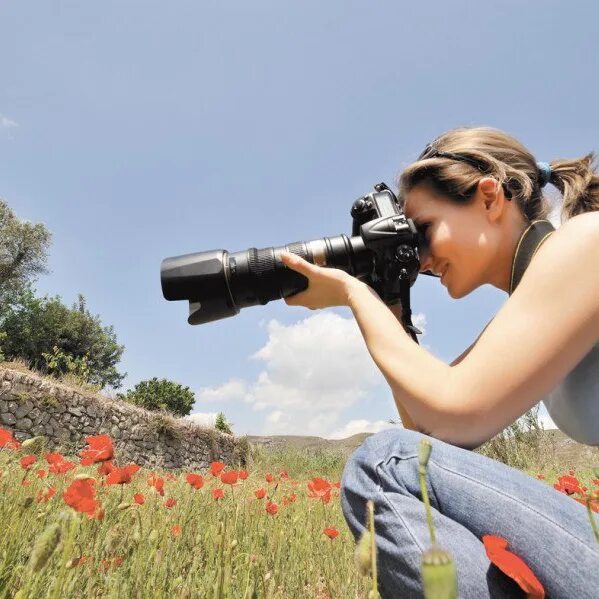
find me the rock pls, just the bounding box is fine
[15,417,33,430]
[1,412,16,426]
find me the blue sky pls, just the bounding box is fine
[1,1,597,437]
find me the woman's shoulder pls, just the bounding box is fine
[553,211,599,240]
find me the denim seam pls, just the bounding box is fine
[374,460,428,554]
[429,458,599,559]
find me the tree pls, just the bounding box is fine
[0,200,51,306]
[0,289,126,389]
[117,377,195,417]
[214,412,234,435]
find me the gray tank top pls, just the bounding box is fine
[506,220,598,447]
[541,343,599,446]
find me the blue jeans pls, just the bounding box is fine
[340,427,599,598]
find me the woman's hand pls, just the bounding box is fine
[280,252,364,310]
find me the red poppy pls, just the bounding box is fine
[308,477,332,504]
[164,498,177,508]
[592,479,599,486]
[79,434,114,465]
[186,473,204,490]
[133,493,145,505]
[482,535,545,598]
[323,527,339,540]
[220,470,238,486]
[45,452,65,464]
[209,461,225,477]
[97,461,114,476]
[106,464,140,485]
[49,458,77,475]
[265,501,278,515]
[553,475,584,496]
[255,488,266,499]
[0,428,20,450]
[148,475,165,496]
[20,455,37,470]
[279,470,289,480]
[36,469,47,479]
[333,481,341,489]
[171,524,182,537]
[212,488,225,500]
[265,473,274,483]
[63,479,100,517]
[238,470,249,480]
[167,473,177,481]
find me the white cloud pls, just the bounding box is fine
[328,419,400,439]
[192,311,427,438]
[196,378,251,403]
[0,114,18,129]
[183,412,218,428]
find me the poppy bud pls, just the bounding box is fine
[230,539,238,549]
[418,439,432,471]
[22,436,46,452]
[354,529,372,577]
[117,502,131,510]
[74,473,95,481]
[149,529,159,543]
[420,545,458,599]
[29,522,61,572]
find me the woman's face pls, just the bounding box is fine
[403,181,516,298]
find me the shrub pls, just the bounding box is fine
[214,412,233,435]
[118,377,195,418]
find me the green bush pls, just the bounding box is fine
[474,404,548,470]
[0,289,125,389]
[214,412,233,435]
[118,377,195,417]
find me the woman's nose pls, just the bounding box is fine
[419,252,433,274]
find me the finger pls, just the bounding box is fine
[280,252,315,275]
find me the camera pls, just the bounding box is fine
[161,183,436,342]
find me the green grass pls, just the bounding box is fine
[0,433,597,599]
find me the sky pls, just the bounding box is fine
[1,0,597,438]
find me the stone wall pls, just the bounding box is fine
[0,366,248,470]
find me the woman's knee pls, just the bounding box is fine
[341,427,425,509]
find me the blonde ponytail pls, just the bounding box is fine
[549,152,599,222]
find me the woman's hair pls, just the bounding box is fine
[397,127,599,223]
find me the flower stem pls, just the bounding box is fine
[367,500,379,599]
[586,497,599,549]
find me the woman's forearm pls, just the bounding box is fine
[346,280,455,435]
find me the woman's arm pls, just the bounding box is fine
[348,212,599,448]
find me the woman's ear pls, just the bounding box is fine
[477,177,506,222]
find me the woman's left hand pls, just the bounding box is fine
[280,251,362,310]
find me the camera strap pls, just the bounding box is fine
[509,219,555,296]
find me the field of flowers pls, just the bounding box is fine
[0,426,598,598]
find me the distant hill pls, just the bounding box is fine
[247,428,599,471]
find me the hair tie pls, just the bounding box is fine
[536,161,552,188]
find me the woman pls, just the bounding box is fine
[280,126,599,598]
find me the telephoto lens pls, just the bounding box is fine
[160,234,373,325]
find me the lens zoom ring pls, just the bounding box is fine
[248,248,280,303]
[287,242,309,260]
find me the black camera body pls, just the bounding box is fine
[161,183,432,342]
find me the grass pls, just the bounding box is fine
[0,424,597,598]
